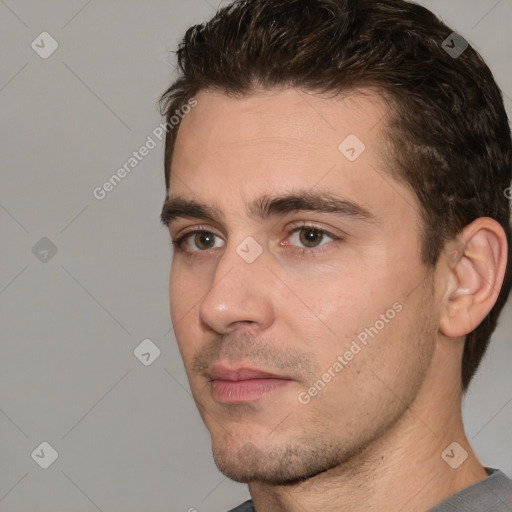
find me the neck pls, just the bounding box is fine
[248,353,487,512]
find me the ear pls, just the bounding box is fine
[439,218,508,338]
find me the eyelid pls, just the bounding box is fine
[285,220,342,239]
[173,224,221,239]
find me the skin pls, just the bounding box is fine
[163,87,507,511]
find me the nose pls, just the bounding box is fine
[198,241,276,335]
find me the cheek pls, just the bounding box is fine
[287,267,390,344]
[292,259,425,373]
[169,263,204,356]
[299,300,435,426]
[169,261,201,319]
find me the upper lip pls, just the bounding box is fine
[208,364,292,382]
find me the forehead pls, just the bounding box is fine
[172,87,389,165]
[169,87,417,229]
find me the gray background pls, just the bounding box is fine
[0,1,511,511]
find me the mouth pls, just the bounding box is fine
[208,364,294,403]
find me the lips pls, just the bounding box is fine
[209,365,287,381]
[208,364,293,403]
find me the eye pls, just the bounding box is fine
[172,230,225,253]
[171,224,339,256]
[287,225,336,249]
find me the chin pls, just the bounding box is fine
[211,436,351,485]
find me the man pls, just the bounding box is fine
[159,0,512,510]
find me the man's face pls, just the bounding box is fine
[165,88,440,484]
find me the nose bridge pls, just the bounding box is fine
[198,236,273,332]
[214,234,268,290]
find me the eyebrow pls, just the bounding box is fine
[160,190,376,228]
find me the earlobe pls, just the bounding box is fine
[439,218,508,339]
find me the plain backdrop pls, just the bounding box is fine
[0,1,511,511]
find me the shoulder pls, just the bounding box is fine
[428,468,512,511]
[226,499,255,512]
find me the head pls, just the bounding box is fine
[159,0,511,485]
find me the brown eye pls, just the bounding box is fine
[172,230,225,253]
[286,225,337,251]
[194,232,216,250]
[298,228,327,248]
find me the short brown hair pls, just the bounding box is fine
[160,0,512,391]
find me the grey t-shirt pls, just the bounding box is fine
[228,468,512,512]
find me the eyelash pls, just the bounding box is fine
[171,223,341,256]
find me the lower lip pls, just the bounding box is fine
[211,378,291,403]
